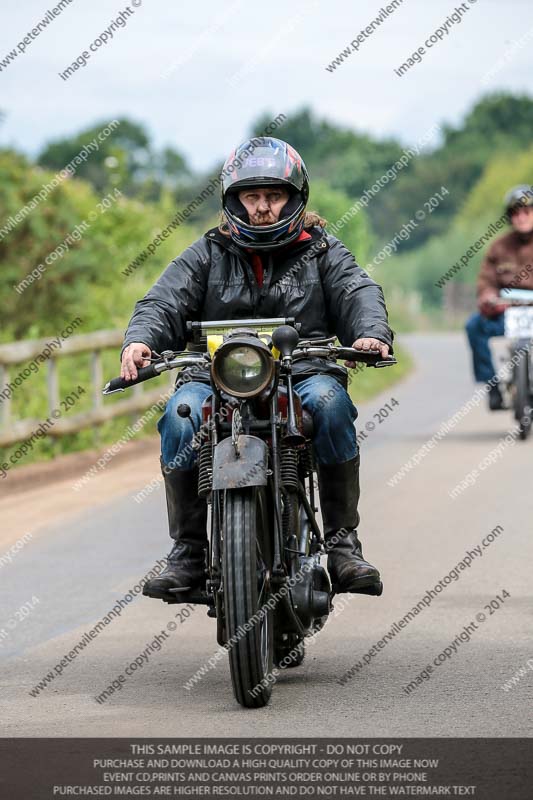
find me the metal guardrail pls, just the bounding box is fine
[0,330,174,448]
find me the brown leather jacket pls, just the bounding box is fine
[477,230,533,316]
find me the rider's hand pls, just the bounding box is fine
[121,342,152,381]
[345,338,389,368]
[479,293,506,317]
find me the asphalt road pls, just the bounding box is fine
[1,333,532,736]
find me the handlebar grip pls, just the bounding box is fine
[103,363,161,394]
[337,348,396,365]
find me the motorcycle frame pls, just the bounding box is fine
[204,357,327,645]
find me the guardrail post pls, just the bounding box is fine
[0,365,11,429]
[47,358,60,416]
[46,357,61,456]
[91,349,104,446]
[91,350,103,410]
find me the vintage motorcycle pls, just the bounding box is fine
[104,318,396,707]
[493,289,533,440]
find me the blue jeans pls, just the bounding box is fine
[158,375,358,469]
[465,312,505,383]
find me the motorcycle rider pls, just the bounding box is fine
[120,137,393,597]
[466,184,533,409]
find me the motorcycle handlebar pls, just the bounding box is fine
[293,346,396,367]
[498,300,533,307]
[103,345,395,395]
[103,363,163,394]
[103,355,209,394]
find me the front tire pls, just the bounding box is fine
[513,349,532,440]
[223,487,274,708]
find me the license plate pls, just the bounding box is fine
[504,307,533,338]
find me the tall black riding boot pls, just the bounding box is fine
[143,461,208,598]
[317,455,381,593]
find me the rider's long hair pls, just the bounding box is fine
[218,210,327,237]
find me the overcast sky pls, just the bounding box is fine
[1,0,532,172]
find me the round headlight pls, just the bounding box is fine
[213,342,274,397]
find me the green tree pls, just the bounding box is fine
[38,118,190,199]
[0,152,196,340]
[309,179,373,264]
[372,92,533,252]
[253,107,403,200]
[379,144,533,309]
[442,92,533,156]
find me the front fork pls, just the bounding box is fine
[205,391,328,642]
[206,392,279,644]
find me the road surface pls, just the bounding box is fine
[1,333,532,736]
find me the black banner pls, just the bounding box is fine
[1,738,531,799]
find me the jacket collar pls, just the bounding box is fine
[513,229,533,246]
[204,225,329,258]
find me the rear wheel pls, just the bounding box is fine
[513,349,532,440]
[223,487,274,708]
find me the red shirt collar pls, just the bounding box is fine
[247,230,313,287]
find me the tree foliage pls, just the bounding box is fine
[309,179,373,265]
[38,118,190,199]
[253,107,403,200]
[0,151,195,340]
[256,94,533,254]
[3,89,533,339]
[379,144,533,308]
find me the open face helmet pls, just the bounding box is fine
[504,184,533,220]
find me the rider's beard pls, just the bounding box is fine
[250,212,277,226]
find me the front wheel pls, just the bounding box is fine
[513,349,532,440]
[223,487,274,708]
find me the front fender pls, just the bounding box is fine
[212,435,268,490]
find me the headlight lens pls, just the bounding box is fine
[213,343,274,397]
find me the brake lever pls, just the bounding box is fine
[372,358,397,368]
[297,336,337,347]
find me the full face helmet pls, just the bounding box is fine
[221,137,309,250]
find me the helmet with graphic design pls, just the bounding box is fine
[221,137,309,250]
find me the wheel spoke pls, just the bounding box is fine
[256,530,264,557]
[257,574,268,608]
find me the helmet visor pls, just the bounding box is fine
[221,138,307,196]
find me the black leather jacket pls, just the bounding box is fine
[123,225,393,386]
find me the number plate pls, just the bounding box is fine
[504,307,533,338]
